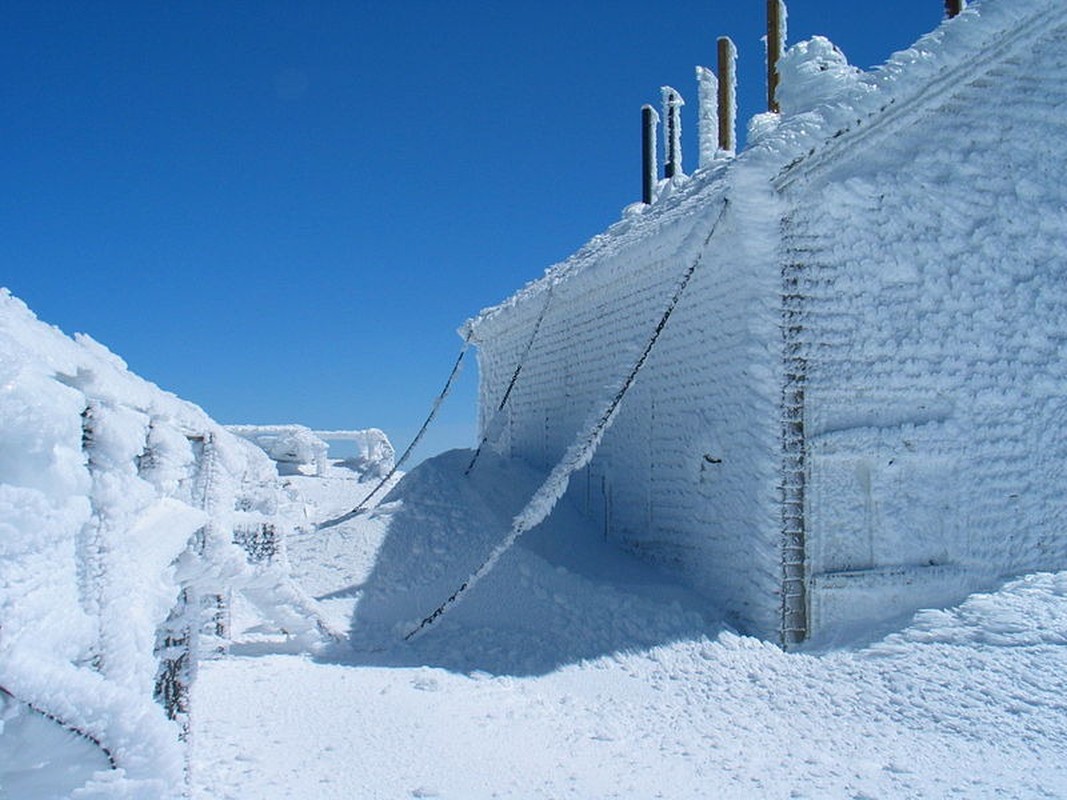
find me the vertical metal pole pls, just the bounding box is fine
[642,104,657,204]
[717,37,737,153]
[662,87,684,179]
[696,65,718,169]
[945,0,964,18]
[767,0,784,113]
[665,96,677,179]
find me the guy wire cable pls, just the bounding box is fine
[317,330,473,531]
[405,197,730,640]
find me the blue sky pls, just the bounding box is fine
[3,1,945,462]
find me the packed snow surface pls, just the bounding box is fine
[189,450,1067,799]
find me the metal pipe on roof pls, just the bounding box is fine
[717,37,737,152]
[767,0,786,113]
[641,105,658,204]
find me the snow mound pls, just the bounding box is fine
[882,572,1067,648]
[344,449,715,676]
[776,36,869,117]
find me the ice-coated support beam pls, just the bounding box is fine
[661,86,684,179]
[945,0,965,18]
[767,0,787,113]
[717,37,737,153]
[641,104,658,204]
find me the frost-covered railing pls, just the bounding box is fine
[226,423,330,476]
[0,290,337,797]
[226,425,396,480]
[312,428,396,479]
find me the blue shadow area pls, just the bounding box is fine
[324,449,721,677]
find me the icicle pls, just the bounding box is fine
[696,66,719,169]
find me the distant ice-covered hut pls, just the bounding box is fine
[465,0,1067,647]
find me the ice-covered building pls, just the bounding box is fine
[467,0,1067,647]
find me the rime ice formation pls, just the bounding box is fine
[774,36,868,116]
[695,65,719,168]
[468,0,1067,645]
[226,425,396,481]
[0,290,335,796]
[226,424,331,475]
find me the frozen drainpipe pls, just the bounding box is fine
[641,104,659,204]
[717,37,737,153]
[767,0,787,113]
[661,86,684,179]
[945,0,965,18]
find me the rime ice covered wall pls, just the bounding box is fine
[779,4,1067,640]
[471,162,786,639]
[471,0,1067,644]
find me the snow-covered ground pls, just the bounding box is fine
[189,453,1067,799]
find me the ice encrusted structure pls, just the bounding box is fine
[695,66,719,169]
[0,290,334,796]
[226,424,331,475]
[660,86,684,178]
[469,0,1067,646]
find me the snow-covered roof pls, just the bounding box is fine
[467,0,1063,342]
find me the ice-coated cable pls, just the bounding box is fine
[317,331,473,530]
[0,686,118,769]
[465,285,555,476]
[405,198,730,640]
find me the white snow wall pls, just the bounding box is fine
[471,165,785,640]
[0,290,327,795]
[779,7,1067,640]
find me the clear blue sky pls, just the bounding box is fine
[3,1,944,462]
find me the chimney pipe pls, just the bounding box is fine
[717,37,737,153]
[767,0,786,113]
[641,105,658,204]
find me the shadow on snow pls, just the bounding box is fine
[321,449,721,677]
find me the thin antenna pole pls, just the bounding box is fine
[641,105,657,204]
[717,37,737,153]
[767,0,786,113]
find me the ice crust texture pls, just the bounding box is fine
[0,290,330,797]
[468,0,1067,641]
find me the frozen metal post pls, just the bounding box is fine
[717,37,737,153]
[641,104,658,204]
[767,0,786,113]
[661,87,684,179]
